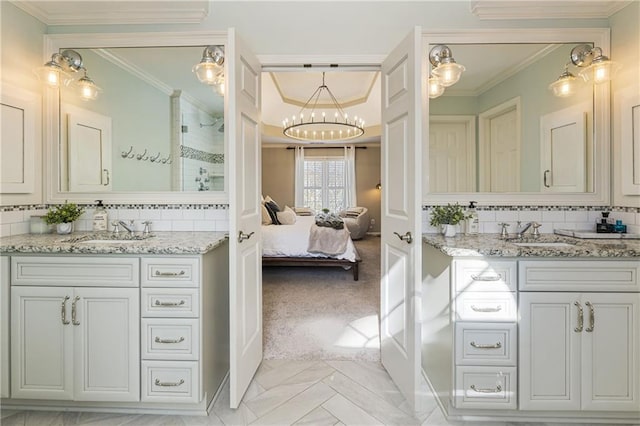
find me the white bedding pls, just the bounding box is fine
[262,216,358,262]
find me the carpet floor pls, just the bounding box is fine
[262,235,381,361]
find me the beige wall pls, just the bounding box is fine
[261,146,381,232]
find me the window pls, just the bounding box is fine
[303,157,345,212]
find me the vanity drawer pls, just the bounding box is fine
[141,360,199,403]
[142,319,199,360]
[454,366,517,410]
[141,288,199,317]
[455,323,517,366]
[11,256,139,287]
[455,292,517,322]
[519,260,640,292]
[454,259,517,292]
[141,258,199,288]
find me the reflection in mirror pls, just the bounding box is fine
[429,43,594,193]
[57,46,224,193]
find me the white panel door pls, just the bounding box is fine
[380,27,423,410]
[227,28,262,409]
[74,287,139,402]
[479,98,520,192]
[66,105,112,192]
[519,292,581,411]
[540,104,587,193]
[429,116,476,192]
[11,286,74,400]
[582,293,640,411]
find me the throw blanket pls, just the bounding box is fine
[315,213,344,229]
[308,224,350,256]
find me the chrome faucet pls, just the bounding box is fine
[516,221,541,238]
[118,220,135,235]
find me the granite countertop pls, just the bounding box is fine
[0,231,229,255]
[422,233,640,258]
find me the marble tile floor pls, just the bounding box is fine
[1,360,583,426]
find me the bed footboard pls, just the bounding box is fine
[262,250,362,281]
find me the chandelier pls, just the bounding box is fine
[282,72,365,142]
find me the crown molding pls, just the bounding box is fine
[10,1,209,25]
[469,1,632,20]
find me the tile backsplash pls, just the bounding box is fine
[2,203,639,238]
[0,204,229,237]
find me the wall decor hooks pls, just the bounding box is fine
[150,152,161,163]
[136,148,148,161]
[121,146,134,158]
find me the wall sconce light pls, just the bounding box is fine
[548,64,579,98]
[429,45,465,88]
[570,44,620,84]
[193,45,224,84]
[376,182,382,190]
[34,49,101,101]
[428,75,445,99]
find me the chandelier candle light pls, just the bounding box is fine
[282,72,365,142]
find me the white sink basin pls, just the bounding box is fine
[80,239,141,244]
[512,242,574,247]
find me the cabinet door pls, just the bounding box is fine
[1,257,10,398]
[11,286,73,400]
[582,293,640,411]
[73,287,139,401]
[519,292,581,411]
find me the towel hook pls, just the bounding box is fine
[121,146,134,158]
[136,148,147,160]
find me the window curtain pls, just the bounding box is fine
[294,146,305,206]
[344,145,357,207]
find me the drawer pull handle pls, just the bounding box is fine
[154,300,186,307]
[155,378,184,387]
[574,301,584,332]
[155,336,185,344]
[585,301,595,332]
[470,341,502,349]
[61,296,70,325]
[71,296,80,326]
[470,384,502,394]
[470,274,501,282]
[470,305,502,313]
[155,270,186,277]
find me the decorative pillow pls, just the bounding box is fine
[264,201,281,225]
[261,204,272,225]
[294,206,314,216]
[276,206,296,225]
[264,195,280,212]
[346,207,364,214]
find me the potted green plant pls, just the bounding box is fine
[429,203,470,237]
[43,202,85,234]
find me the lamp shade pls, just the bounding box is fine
[549,70,579,98]
[428,76,445,98]
[77,76,101,101]
[34,62,72,88]
[578,59,621,84]
[193,62,223,85]
[432,62,465,87]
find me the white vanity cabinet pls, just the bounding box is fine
[10,256,140,401]
[1,256,10,398]
[519,260,640,412]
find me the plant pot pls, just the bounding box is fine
[56,222,74,235]
[442,224,456,237]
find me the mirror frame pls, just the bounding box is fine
[43,31,228,204]
[422,28,611,206]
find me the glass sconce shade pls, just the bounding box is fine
[578,59,621,84]
[193,45,225,85]
[77,75,101,101]
[432,62,466,87]
[34,62,72,88]
[428,75,445,98]
[549,69,579,97]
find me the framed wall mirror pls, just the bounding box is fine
[423,29,611,206]
[43,32,228,204]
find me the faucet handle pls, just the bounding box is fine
[498,222,510,239]
[111,221,120,234]
[531,221,542,236]
[142,221,152,235]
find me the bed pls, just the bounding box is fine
[262,215,361,280]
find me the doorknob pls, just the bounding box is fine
[238,231,255,243]
[393,231,413,244]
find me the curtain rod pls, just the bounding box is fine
[285,146,367,150]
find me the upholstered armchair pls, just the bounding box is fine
[338,207,370,240]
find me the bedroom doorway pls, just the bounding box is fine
[259,68,383,361]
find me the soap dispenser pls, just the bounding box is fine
[466,201,479,235]
[92,200,108,231]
